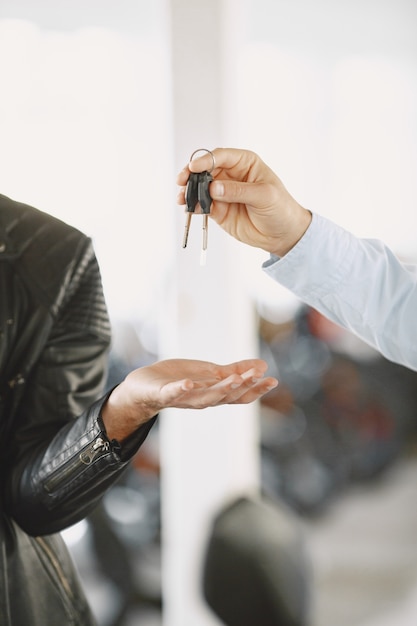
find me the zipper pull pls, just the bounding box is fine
[80,436,110,465]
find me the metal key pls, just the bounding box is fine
[182,149,215,263]
[182,170,213,251]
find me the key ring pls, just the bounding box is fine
[189,148,216,174]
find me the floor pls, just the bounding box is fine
[304,454,417,626]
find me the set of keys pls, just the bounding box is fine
[182,149,215,265]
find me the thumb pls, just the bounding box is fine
[210,179,274,209]
[159,378,194,406]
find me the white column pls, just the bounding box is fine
[159,2,259,625]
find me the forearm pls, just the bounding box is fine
[6,393,156,536]
[264,213,417,370]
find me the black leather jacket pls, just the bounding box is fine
[0,194,155,625]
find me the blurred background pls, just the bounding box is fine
[1,1,417,625]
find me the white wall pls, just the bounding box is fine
[160,2,260,625]
[0,0,172,326]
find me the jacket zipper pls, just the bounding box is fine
[44,435,110,494]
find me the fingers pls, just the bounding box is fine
[159,366,278,410]
[230,377,278,404]
[220,358,268,377]
[188,148,257,176]
[176,148,256,185]
[219,371,278,405]
[208,371,278,405]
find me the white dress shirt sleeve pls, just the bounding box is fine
[262,213,417,371]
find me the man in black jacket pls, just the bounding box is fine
[0,193,277,625]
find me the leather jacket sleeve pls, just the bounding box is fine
[4,234,156,537]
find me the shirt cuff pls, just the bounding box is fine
[262,212,358,301]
